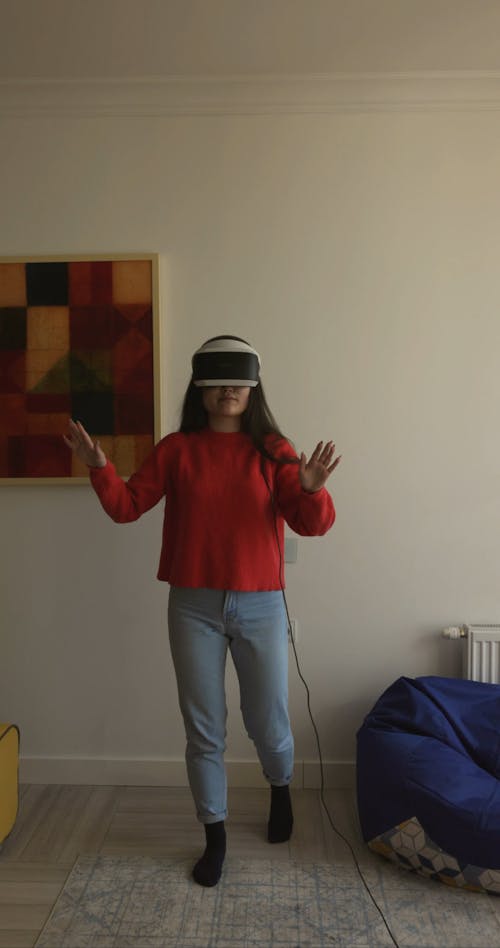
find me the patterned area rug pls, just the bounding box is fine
[34,855,500,947]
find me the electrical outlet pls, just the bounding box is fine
[288,619,298,643]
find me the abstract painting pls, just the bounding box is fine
[0,255,160,482]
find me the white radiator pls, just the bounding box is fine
[443,624,500,684]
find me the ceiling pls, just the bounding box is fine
[1,0,500,80]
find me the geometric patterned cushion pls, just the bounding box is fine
[369,816,500,895]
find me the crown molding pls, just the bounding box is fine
[2,72,500,117]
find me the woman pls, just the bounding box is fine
[64,335,340,887]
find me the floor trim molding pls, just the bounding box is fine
[19,757,355,788]
[2,72,500,117]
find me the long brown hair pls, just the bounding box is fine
[178,335,298,464]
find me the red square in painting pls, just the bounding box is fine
[0,395,26,435]
[0,350,26,394]
[112,326,153,396]
[70,306,115,349]
[0,437,8,475]
[22,434,72,477]
[114,394,154,435]
[7,435,71,477]
[69,262,113,306]
[26,394,72,414]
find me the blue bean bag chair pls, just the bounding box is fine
[356,675,500,893]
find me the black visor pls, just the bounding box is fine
[192,350,260,387]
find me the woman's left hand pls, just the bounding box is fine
[299,441,341,492]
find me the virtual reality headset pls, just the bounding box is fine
[192,336,261,387]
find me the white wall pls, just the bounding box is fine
[1,100,499,786]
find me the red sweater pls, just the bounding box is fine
[89,428,335,590]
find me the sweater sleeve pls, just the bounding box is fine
[272,439,336,536]
[88,436,171,523]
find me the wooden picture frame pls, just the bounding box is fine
[0,254,161,484]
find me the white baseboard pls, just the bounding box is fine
[303,761,356,789]
[19,757,356,789]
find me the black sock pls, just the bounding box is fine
[268,784,294,843]
[192,820,226,887]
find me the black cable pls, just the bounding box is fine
[261,462,400,948]
[284,596,400,948]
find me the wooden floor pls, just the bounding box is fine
[0,783,375,947]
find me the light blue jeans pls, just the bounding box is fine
[168,586,294,824]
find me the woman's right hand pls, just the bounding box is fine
[63,419,107,469]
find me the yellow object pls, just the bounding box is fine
[0,724,20,848]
